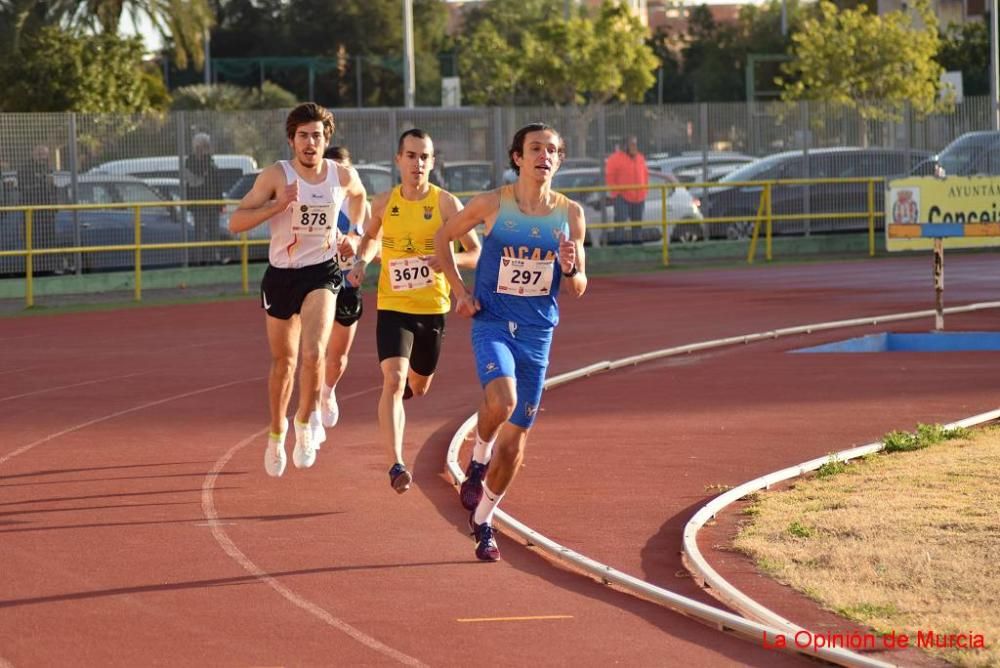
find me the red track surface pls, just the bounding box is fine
[2,254,998,667]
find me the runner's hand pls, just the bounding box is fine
[338,234,358,259]
[346,261,365,288]
[277,181,299,211]
[454,293,480,318]
[422,254,442,272]
[558,232,576,274]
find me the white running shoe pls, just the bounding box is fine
[264,431,287,477]
[321,387,339,428]
[293,418,321,469]
[309,410,327,446]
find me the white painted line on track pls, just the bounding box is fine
[0,372,151,403]
[199,385,426,667]
[446,301,1000,667]
[0,376,265,467]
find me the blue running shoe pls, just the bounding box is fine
[469,511,500,562]
[389,463,412,494]
[460,461,489,511]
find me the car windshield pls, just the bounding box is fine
[117,182,164,203]
[717,154,787,183]
[225,174,257,199]
[357,168,392,195]
[937,133,1000,176]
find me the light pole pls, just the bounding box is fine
[992,0,999,129]
[403,0,415,108]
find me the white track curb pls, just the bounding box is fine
[445,300,1000,667]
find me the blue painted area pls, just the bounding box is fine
[921,223,966,238]
[792,331,1000,353]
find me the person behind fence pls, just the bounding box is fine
[17,144,58,254]
[605,135,648,244]
[229,102,367,478]
[434,122,588,561]
[185,132,223,264]
[317,144,370,429]
[346,128,481,495]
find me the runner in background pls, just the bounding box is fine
[318,145,370,429]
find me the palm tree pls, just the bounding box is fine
[25,0,214,69]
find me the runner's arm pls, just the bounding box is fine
[560,200,587,298]
[229,165,295,233]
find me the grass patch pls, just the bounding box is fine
[816,455,848,478]
[735,424,1000,667]
[882,423,970,453]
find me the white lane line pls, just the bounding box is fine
[200,385,425,667]
[0,376,264,466]
[0,372,151,403]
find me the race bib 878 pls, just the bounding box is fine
[291,202,336,237]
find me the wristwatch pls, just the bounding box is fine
[562,264,579,278]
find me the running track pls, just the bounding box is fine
[2,254,997,666]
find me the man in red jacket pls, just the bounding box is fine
[605,136,648,244]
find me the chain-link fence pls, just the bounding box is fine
[0,97,996,278]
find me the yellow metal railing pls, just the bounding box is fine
[1,177,887,307]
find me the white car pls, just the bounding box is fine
[551,168,705,245]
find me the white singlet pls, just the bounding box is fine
[267,159,345,269]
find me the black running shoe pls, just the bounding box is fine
[469,511,500,562]
[460,461,489,511]
[389,463,412,493]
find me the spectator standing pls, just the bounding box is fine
[185,132,223,264]
[16,145,58,256]
[605,135,648,244]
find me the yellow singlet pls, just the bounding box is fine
[377,184,451,315]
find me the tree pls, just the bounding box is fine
[937,19,990,96]
[457,1,656,152]
[56,0,214,70]
[778,0,946,121]
[0,25,165,112]
[170,81,297,110]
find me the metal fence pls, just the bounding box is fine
[0,97,996,278]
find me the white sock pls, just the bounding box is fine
[472,432,496,465]
[473,482,504,525]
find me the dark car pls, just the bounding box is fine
[912,131,1000,177]
[0,174,192,274]
[700,147,932,239]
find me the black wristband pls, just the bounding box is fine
[562,264,579,278]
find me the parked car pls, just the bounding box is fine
[87,154,259,197]
[700,147,932,240]
[435,160,494,195]
[551,168,704,245]
[0,174,198,274]
[912,131,1000,177]
[648,152,755,184]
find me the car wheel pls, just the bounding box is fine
[726,221,755,240]
[672,222,703,243]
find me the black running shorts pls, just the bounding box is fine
[376,309,446,376]
[260,260,342,320]
[334,286,363,327]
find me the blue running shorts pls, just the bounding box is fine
[471,317,553,429]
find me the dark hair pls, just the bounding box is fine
[508,122,564,175]
[324,145,351,164]
[397,128,433,155]
[285,102,335,141]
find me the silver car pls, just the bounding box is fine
[551,168,705,245]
